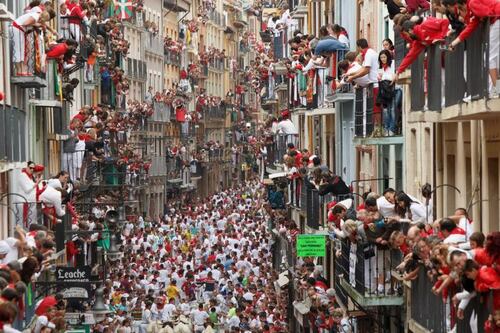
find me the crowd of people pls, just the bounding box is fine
[264,135,499,331]
[95,180,292,333]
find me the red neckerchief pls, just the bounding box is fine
[360,48,369,61]
[382,64,389,71]
[22,169,34,182]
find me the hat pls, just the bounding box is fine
[0,241,10,255]
[37,316,56,329]
[33,165,45,172]
[333,198,352,211]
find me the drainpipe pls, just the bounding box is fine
[2,21,7,161]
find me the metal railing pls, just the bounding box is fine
[334,237,401,297]
[0,106,26,162]
[164,49,181,66]
[208,58,225,71]
[144,35,164,56]
[166,156,184,180]
[9,26,46,79]
[204,105,226,119]
[409,265,494,333]
[410,21,490,111]
[354,86,375,137]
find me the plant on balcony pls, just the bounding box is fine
[164,37,183,54]
[110,24,130,56]
[144,20,159,35]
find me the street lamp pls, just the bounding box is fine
[90,287,111,323]
[106,234,122,262]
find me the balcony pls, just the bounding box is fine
[0,106,26,162]
[334,237,404,307]
[149,155,168,177]
[10,27,47,88]
[164,50,181,67]
[208,58,225,71]
[407,264,493,332]
[144,35,164,57]
[208,11,223,26]
[232,12,247,29]
[163,0,189,12]
[405,21,498,120]
[126,58,147,81]
[204,105,226,120]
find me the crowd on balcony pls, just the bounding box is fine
[264,136,500,331]
[11,0,133,77]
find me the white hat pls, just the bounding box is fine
[334,198,352,211]
[36,316,56,329]
[0,241,10,255]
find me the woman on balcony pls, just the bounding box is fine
[377,50,401,136]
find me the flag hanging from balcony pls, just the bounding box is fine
[114,0,133,20]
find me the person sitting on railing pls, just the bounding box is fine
[392,17,450,81]
[40,184,67,225]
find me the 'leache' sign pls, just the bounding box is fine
[56,266,91,282]
[55,266,92,300]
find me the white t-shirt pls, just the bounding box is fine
[378,66,395,81]
[191,309,209,326]
[277,119,298,135]
[0,238,19,264]
[338,35,350,48]
[347,63,370,87]
[376,196,395,218]
[362,48,379,85]
[161,303,176,321]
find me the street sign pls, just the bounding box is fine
[296,234,326,257]
[56,266,91,282]
[56,266,92,300]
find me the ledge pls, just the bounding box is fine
[408,319,432,333]
[353,135,404,146]
[440,96,500,121]
[11,76,47,88]
[339,278,404,307]
[332,92,355,103]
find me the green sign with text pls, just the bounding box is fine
[297,235,326,257]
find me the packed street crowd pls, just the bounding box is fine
[99,180,294,333]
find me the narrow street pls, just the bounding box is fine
[0,0,499,332]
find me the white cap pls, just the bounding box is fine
[0,241,10,255]
[334,198,352,211]
[36,316,56,329]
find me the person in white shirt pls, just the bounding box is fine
[161,298,177,322]
[139,302,152,333]
[191,304,209,333]
[376,188,396,218]
[337,52,371,88]
[277,117,299,135]
[346,38,379,86]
